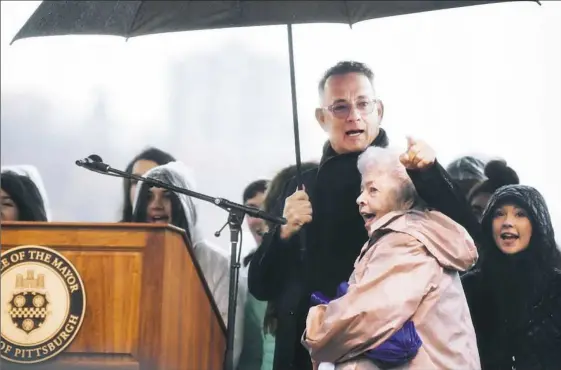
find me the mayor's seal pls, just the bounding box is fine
[1,245,86,364]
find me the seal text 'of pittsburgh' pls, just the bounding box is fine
[0,314,81,359]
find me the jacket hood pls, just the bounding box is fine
[482,185,556,249]
[480,184,561,270]
[132,161,205,249]
[370,209,478,272]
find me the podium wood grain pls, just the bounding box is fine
[1,222,226,370]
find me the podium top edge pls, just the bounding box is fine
[0,221,184,233]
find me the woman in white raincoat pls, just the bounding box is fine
[1,170,48,222]
[132,161,247,366]
[1,164,52,220]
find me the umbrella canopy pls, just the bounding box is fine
[11,1,526,41]
[10,0,536,188]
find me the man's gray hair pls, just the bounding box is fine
[357,146,423,209]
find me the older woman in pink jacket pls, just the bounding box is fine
[302,146,480,370]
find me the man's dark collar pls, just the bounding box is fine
[320,128,389,165]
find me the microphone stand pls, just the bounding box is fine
[76,157,286,370]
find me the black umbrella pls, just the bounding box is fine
[11,0,538,188]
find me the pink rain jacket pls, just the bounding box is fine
[303,210,481,370]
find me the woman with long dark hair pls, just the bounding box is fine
[2,165,52,220]
[1,171,48,222]
[398,141,560,369]
[462,185,561,369]
[120,147,175,222]
[132,161,246,367]
[240,162,319,370]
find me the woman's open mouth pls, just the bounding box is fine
[150,215,170,224]
[361,212,376,229]
[500,232,519,240]
[499,232,519,246]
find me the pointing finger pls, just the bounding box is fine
[406,136,416,149]
[399,153,410,166]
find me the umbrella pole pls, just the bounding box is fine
[287,23,303,189]
[287,24,309,266]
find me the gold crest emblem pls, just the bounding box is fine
[9,270,51,334]
[1,246,86,364]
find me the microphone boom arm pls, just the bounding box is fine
[76,157,286,225]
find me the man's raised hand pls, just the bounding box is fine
[399,136,436,170]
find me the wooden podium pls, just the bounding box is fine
[0,222,226,370]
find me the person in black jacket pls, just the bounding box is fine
[462,185,561,370]
[248,61,457,370]
[402,145,561,369]
[446,155,487,197]
[467,159,519,222]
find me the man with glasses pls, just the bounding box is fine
[248,61,451,370]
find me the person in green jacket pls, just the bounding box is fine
[238,179,269,370]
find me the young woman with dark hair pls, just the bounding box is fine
[462,185,561,369]
[120,147,175,222]
[1,171,48,222]
[132,161,246,367]
[240,162,319,370]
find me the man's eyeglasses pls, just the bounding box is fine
[326,99,378,119]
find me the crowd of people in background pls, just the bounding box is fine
[2,61,560,370]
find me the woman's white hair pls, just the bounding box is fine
[357,146,422,208]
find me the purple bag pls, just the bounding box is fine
[310,282,422,369]
[310,281,349,305]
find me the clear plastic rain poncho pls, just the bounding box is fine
[1,164,52,220]
[445,155,487,182]
[132,161,247,366]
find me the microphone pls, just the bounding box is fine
[75,154,110,172]
[75,154,102,166]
